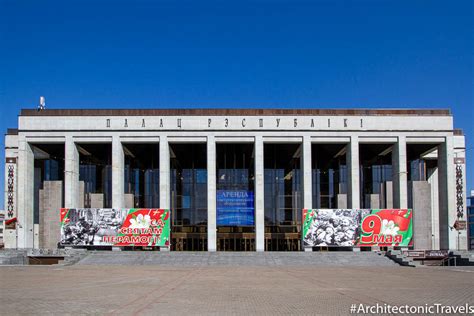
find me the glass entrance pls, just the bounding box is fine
[170,143,207,251]
[216,143,255,251]
[264,143,302,251]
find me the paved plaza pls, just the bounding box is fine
[1,263,473,315]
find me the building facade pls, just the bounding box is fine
[2,108,469,251]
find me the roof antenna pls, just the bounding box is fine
[37,96,46,111]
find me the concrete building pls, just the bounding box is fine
[2,108,469,251]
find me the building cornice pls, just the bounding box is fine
[20,108,452,117]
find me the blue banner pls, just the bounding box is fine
[217,190,254,226]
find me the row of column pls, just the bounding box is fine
[16,135,455,250]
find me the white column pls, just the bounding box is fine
[302,136,312,209]
[438,136,456,250]
[112,136,124,209]
[207,136,217,252]
[428,167,440,249]
[393,136,408,209]
[347,136,360,209]
[159,136,170,210]
[17,138,34,248]
[64,136,80,208]
[255,136,265,251]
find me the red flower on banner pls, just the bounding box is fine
[114,209,167,247]
[60,208,69,223]
[375,209,412,231]
[152,209,165,216]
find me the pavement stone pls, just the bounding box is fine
[0,263,473,315]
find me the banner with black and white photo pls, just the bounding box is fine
[302,209,413,247]
[60,208,170,247]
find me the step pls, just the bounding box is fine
[75,251,397,267]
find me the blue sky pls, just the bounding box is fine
[0,0,473,208]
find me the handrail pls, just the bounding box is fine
[440,256,457,267]
[28,256,42,265]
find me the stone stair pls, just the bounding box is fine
[385,250,474,267]
[0,249,28,265]
[449,251,474,266]
[56,249,89,266]
[0,248,92,266]
[75,251,398,267]
[385,250,418,267]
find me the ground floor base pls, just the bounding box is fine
[1,260,473,315]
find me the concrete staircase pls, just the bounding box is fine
[449,251,474,266]
[75,251,398,267]
[0,249,89,266]
[0,250,28,265]
[385,250,418,267]
[385,250,474,267]
[56,249,89,266]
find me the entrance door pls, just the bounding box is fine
[170,143,208,251]
[264,143,302,251]
[216,143,255,251]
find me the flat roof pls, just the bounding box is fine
[6,128,18,135]
[20,108,451,116]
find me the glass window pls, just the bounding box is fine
[312,144,348,209]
